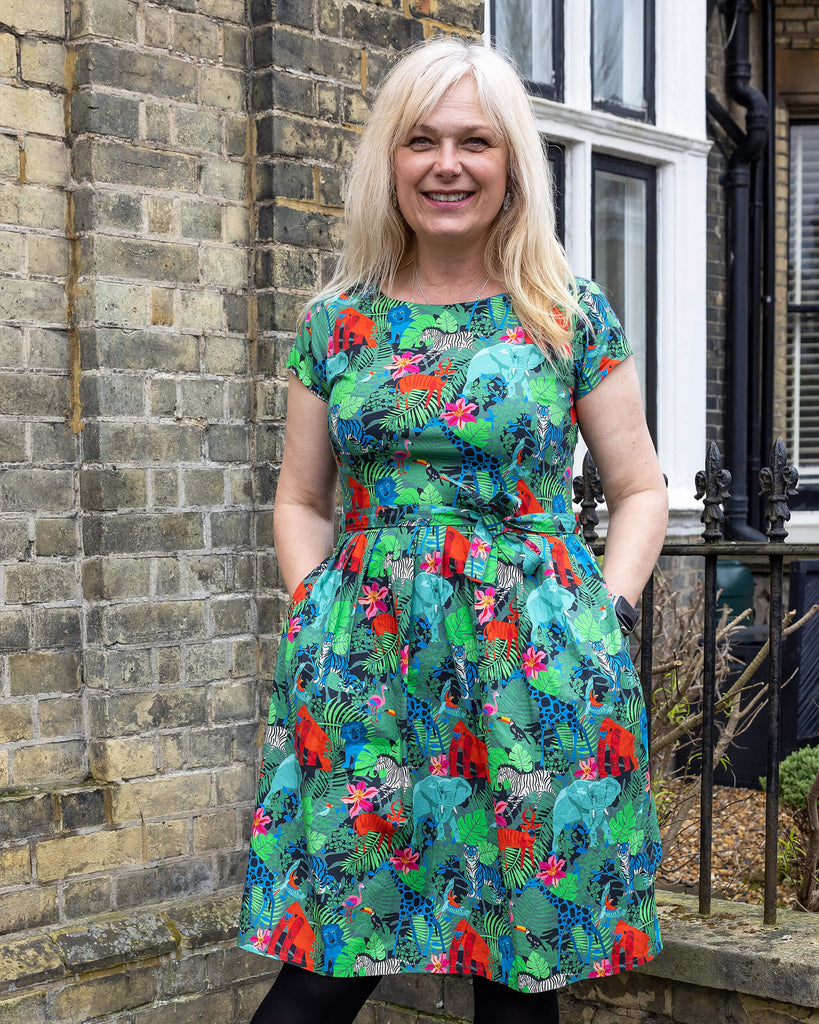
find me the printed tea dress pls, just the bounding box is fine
[238,277,663,992]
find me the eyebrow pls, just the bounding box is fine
[412,123,497,137]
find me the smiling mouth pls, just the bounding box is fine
[424,191,473,203]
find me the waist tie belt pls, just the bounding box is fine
[342,500,580,586]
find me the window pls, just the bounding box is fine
[591,0,655,122]
[592,155,657,438]
[546,141,565,246]
[786,123,819,502]
[489,0,563,100]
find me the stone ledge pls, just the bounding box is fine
[635,891,819,1009]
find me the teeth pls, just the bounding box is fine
[427,192,470,202]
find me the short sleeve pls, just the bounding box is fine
[285,301,332,402]
[572,277,634,399]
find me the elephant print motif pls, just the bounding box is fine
[238,278,662,993]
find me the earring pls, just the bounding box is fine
[502,189,512,211]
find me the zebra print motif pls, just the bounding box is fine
[496,766,555,798]
[517,971,569,993]
[419,326,475,352]
[263,724,288,750]
[494,561,525,591]
[352,954,406,975]
[383,552,414,584]
[374,755,412,792]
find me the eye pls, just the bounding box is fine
[465,136,490,148]
[408,135,433,149]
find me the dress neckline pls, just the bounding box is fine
[373,286,510,309]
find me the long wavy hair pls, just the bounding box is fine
[309,37,586,359]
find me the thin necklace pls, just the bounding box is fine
[412,263,491,305]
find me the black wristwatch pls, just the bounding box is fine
[610,594,639,634]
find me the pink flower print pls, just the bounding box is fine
[591,959,613,977]
[474,587,495,625]
[286,614,302,642]
[252,807,272,837]
[493,798,508,827]
[421,550,442,573]
[425,953,450,973]
[389,847,420,873]
[341,781,379,817]
[522,645,548,678]
[575,757,598,780]
[400,644,409,676]
[500,325,526,344]
[536,853,567,886]
[468,535,491,560]
[442,397,478,429]
[251,928,272,950]
[645,769,652,792]
[358,582,388,620]
[386,352,422,379]
[430,754,449,776]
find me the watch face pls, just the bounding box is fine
[614,596,638,633]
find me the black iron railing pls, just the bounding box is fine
[573,439,819,924]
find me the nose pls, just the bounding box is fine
[433,140,461,178]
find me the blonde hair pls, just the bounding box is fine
[311,37,586,358]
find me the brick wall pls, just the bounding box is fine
[0,0,484,1019]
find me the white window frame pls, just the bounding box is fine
[486,0,710,526]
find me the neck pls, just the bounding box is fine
[387,240,502,304]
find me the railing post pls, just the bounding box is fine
[759,438,798,925]
[694,442,732,915]
[573,451,603,544]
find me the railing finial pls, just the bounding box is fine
[572,451,604,543]
[694,441,732,542]
[760,438,798,541]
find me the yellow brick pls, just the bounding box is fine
[158,734,184,771]
[1,0,65,36]
[0,33,16,77]
[0,751,9,788]
[90,737,156,782]
[0,84,64,137]
[0,846,31,886]
[35,828,142,883]
[193,809,236,854]
[146,819,188,859]
[111,772,211,823]
[0,135,19,178]
[20,39,65,87]
[28,234,69,277]
[23,137,69,186]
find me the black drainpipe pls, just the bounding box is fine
[712,0,769,540]
[758,0,776,521]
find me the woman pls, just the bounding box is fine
[239,36,668,1024]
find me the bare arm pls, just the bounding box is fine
[575,357,668,606]
[273,375,339,599]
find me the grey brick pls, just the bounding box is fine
[73,139,198,192]
[79,375,145,418]
[258,203,343,249]
[203,336,248,375]
[0,325,24,368]
[114,858,215,910]
[175,109,223,153]
[185,640,230,682]
[80,469,148,510]
[82,423,203,463]
[180,200,222,240]
[0,423,26,462]
[33,607,81,648]
[0,609,30,653]
[210,510,252,547]
[82,512,204,555]
[0,372,65,417]
[0,793,54,844]
[341,4,424,48]
[84,648,152,690]
[9,652,81,695]
[5,563,76,605]
[60,788,107,831]
[84,236,201,284]
[72,190,142,234]
[201,157,246,199]
[254,28,362,83]
[212,595,251,635]
[0,469,73,512]
[89,686,208,738]
[81,329,200,373]
[82,557,151,601]
[173,11,220,60]
[222,25,248,67]
[207,424,248,462]
[28,329,70,371]
[35,519,77,558]
[74,42,198,101]
[61,877,112,920]
[0,520,29,561]
[102,600,206,645]
[71,90,141,138]
[29,424,76,466]
[225,293,249,334]
[182,469,226,506]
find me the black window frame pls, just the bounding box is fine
[545,140,565,247]
[785,118,819,511]
[590,0,655,125]
[591,152,658,441]
[489,0,564,103]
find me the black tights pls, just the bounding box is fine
[250,962,560,1024]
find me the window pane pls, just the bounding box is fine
[494,0,553,86]
[593,168,648,400]
[592,0,645,109]
[786,124,819,484]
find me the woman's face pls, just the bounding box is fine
[393,77,510,257]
